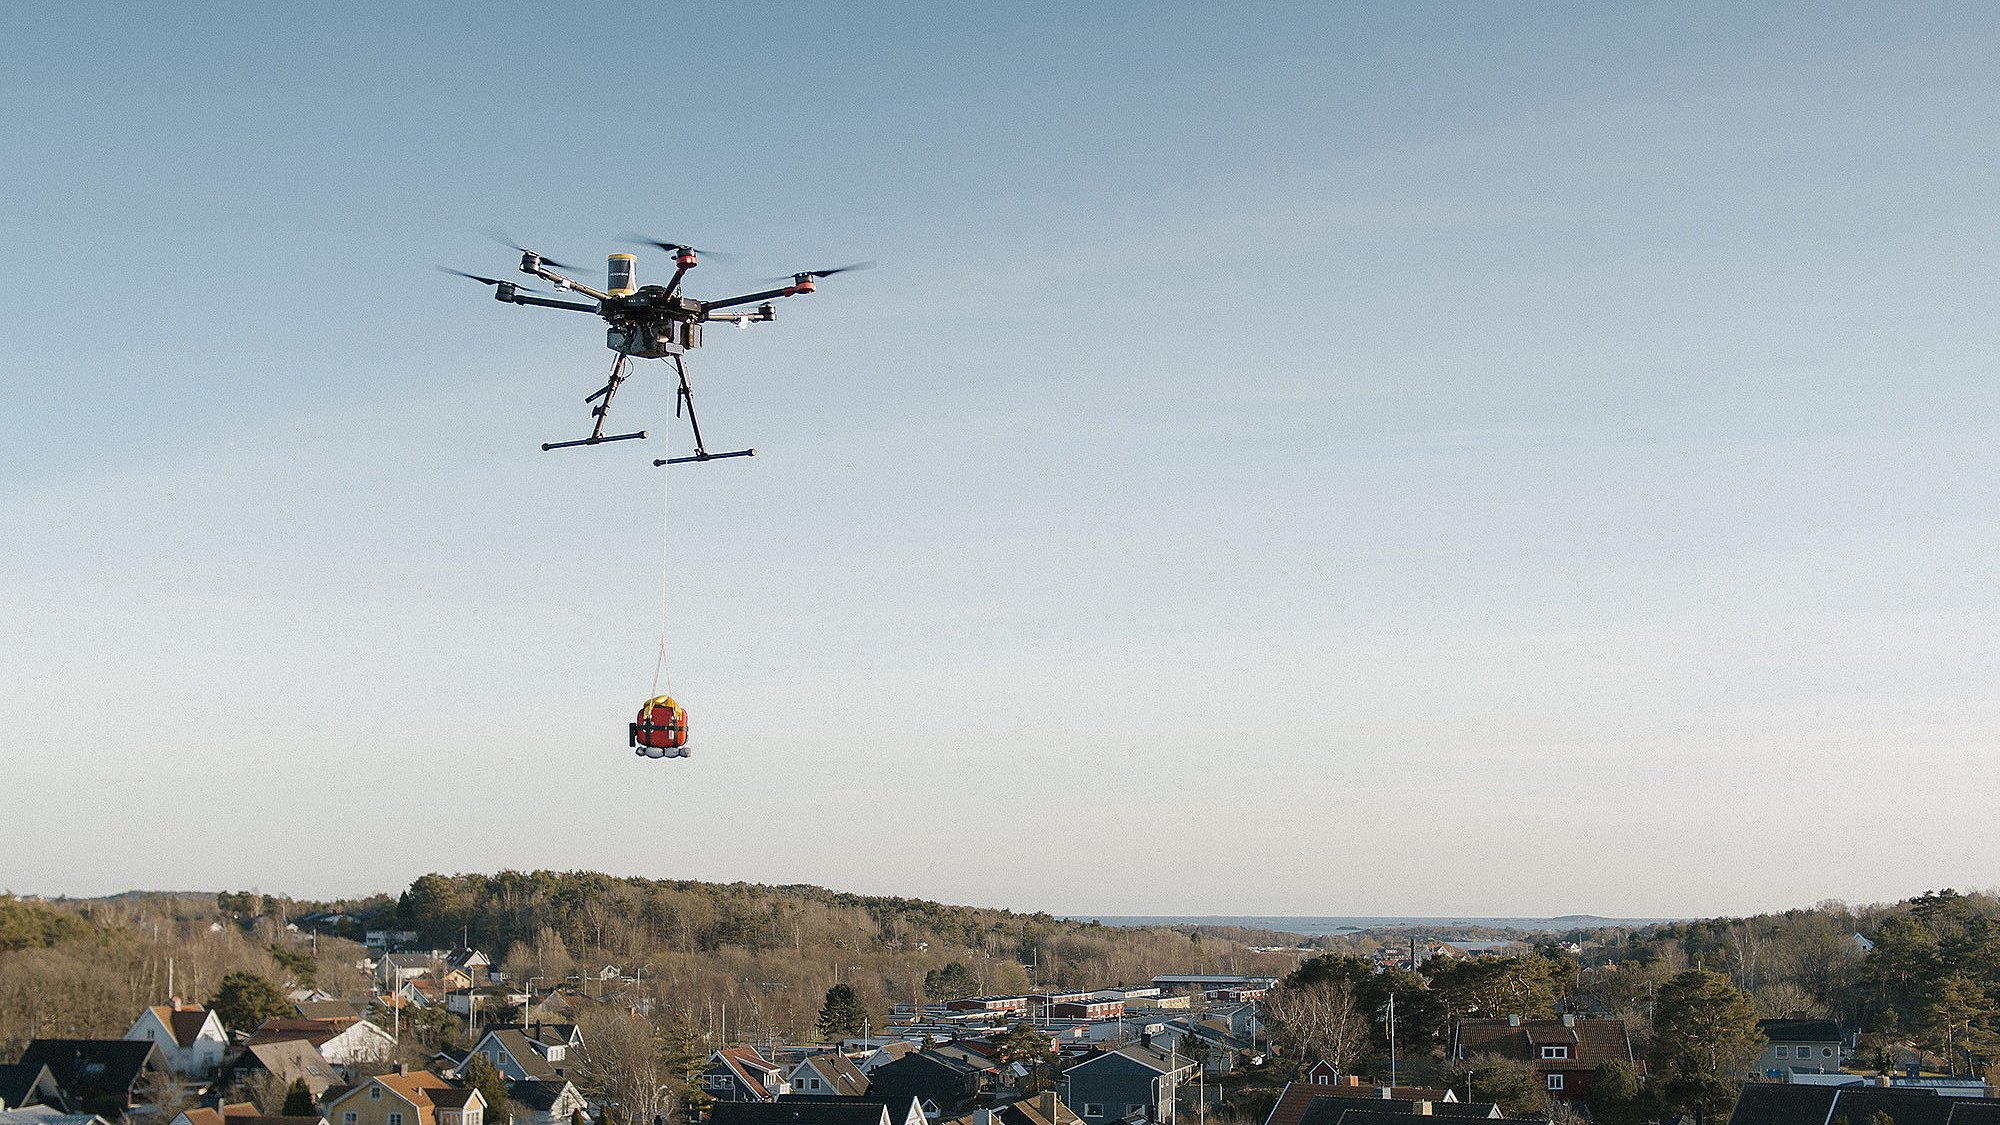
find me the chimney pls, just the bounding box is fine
[1508,1015,1521,1027]
[1377,1087,1391,1100]
[1415,1103,1433,1116]
[1343,1076,1361,1087]
[1562,1014,1575,1028]
[396,1062,409,1076]
[974,1111,996,1125]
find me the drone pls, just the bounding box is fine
[443,235,870,464]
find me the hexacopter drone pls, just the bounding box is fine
[443,234,869,464]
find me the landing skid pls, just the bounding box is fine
[656,448,753,466]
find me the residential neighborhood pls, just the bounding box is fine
[5,883,2000,1125]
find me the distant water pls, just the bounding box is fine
[1079,915,1666,936]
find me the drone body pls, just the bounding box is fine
[443,237,868,461]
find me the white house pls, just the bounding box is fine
[126,1006,229,1079]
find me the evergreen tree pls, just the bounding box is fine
[462,1054,512,1121]
[210,971,292,1033]
[280,1078,316,1118]
[818,983,869,1040]
[1652,968,1764,1077]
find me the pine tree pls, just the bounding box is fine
[818,983,869,1040]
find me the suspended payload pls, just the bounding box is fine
[630,696,690,759]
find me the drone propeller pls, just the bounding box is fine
[623,234,739,261]
[482,227,582,272]
[438,266,545,294]
[750,261,877,284]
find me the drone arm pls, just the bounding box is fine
[701,285,801,313]
[506,292,602,313]
[524,264,610,302]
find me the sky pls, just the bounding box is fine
[2,2,1997,919]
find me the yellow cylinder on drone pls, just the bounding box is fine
[607,253,637,296]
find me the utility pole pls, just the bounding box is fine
[1387,993,1398,1089]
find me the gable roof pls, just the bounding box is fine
[793,1054,870,1097]
[16,1041,161,1100]
[247,1020,349,1049]
[506,1081,579,1114]
[1452,1019,1637,1071]
[1264,1082,1460,1125]
[1001,1093,1082,1125]
[325,1071,481,1125]
[1067,1044,1189,1079]
[711,1104,888,1125]
[295,1001,362,1023]
[239,1040,339,1095]
[1300,1102,1499,1125]
[0,1065,60,1112]
[140,1007,219,1049]
[479,1031,561,1081]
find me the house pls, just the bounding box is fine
[1260,1079,1463,1125]
[364,931,420,951]
[1300,1063,1342,1088]
[489,1025,584,1054]
[0,1110,109,1125]
[787,1053,870,1097]
[991,1093,1085,1125]
[445,950,492,977]
[247,1019,398,1067]
[173,1104,325,1125]
[464,1030,568,1083]
[699,1049,785,1104]
[220,1040,341,1101]
[322,1070,485,1125]
[126,1005,231,1079]
[1147,977,1275,997]
[378,955,440,991]
[712,1104,891,1125]
[1449,1016,1641,1102]
[1730,1084,2000,1125]
[855,1044,920,1076]
[1298,1100,1498,1125]
[296,1001,364,1023]
[505,1080,587,1125]
[0,1065,63,1112]
[776,1096,927,1125]
[867,1051,996,1116]
[1059,1045,1195,1125]
[15,1040,167,1117]
[1752,1019,1842,1078]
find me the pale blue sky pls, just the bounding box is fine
[3,3,1996,916]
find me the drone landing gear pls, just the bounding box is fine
[542,348,648,451]
[652,354,753,467]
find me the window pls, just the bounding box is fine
[1315,1074,1329,1084]
[390,1113,405,1125]
[1774,1046,1789,1059]
[1546,1075,1564,1092]
[1541,1046,1569,1059]
[1823,1048,1835,1058]
[1084,1106,1103,1119]
[371,1089,382,1101]
[343,1114,357,1125]
[469,1112,482,1125]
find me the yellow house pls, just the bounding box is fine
[325,1068,485,1125]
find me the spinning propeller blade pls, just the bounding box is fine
[623,234,739,261]
[438,266,544,293]
[482,227,581,272]
[747,261,877,284]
